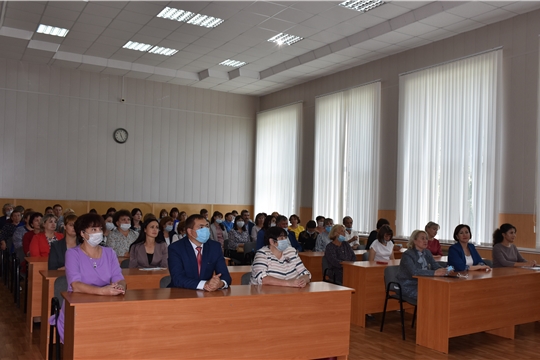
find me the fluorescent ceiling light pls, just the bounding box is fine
[219,59,246,67]
[123,41,153,52]
[339,0,384,12]
[268,33,303,46]
[157,6,224,28]
[148,46,178,56]
[36,24,69,37]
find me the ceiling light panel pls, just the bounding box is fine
[219,59,247,67]
[36,24,69,38]
[123,41,153,52]
[157,7,224,28]
[268,33,304,46]
[148,46,178,56]
[339,0,385,12]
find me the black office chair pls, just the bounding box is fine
[380,265,417,340]
[482,258,493,267]
[362,252,370,261]
[322,256,336,284]
[50,275,68,360]
[120,259,130,269]
[160,275,171,288]
[241,272,251,285]
[243,242,256,265]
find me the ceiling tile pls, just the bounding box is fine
[8,1,46,15]
[244,2,288,17]
[258,18,296,33]
[309,30,343,43]
[58,44,87,54]
[294,38,327,50]
[285,24,320,38]
[2,18,37,32]
[443,19,483,33]
[94,1,129,10]
[78,63,107,72]
[85,43,120,58]
[66,31,100,43]
[363,3,411,20]
[146,18,184,32]
[274,7,315,23]
[446,2,499,19]
[502,1,540,14]
[291,2,336,15]
[5,7,42,23]
[94,35,127,47]
[43,6,81,22]
[419,12,466,28]
[123,2,166,16]
[395,22,438,37]
[301,15,345,30]
[326,21,366,37]
[31,33,64,44]
[39,16,75,30]
[83,3,123,19]
[228,11,269,26]
[229,35,264,47]
[346,13,388,28]
[335,46,371,57]
[115,10,155,25]
[108,19,145,33]
[374,31,414,45]
[137,26,174,39]
[201,3,242,20]
[471,8,517,24]
[48,2,86,12]
[77,13,113,28]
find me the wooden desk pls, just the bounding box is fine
[342,257,447,328]
[39,268,169,360]
[63,283,353,359]
[227,265,251,285]
[25,257,48,333]
[299,250,366,281]
[416,267,540,353]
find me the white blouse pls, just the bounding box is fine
[371,240,394,261]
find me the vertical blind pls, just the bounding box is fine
[313,82,381,230]
[396,50,502,242]
[254,103,302,216]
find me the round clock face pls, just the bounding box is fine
[113,128,128,144]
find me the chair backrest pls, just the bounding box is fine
[383,265,401,295]
[53,276,68,308]
[482,258,493,267]
[241,272,251,285]
[244,242,256,254]
[120,259,130,269]
[437,261,447,267]
[322,256,330,275]
[357,245,366,250]
[160,275,171,288]
[362,252,370,261]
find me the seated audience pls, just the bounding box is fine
[107,209,138,257]
[103,214,114,244]
[0,207,23,251]
[209,211,228,248]
[200,208,209,221]
[397,230,447,299]
[315,218,334,251]
[251,213,265,242]
[298,220,318,251]
[106,207,116,217]
[129,219,168,268]
[276,215,302,251]
[223,212,235,232]
[159,209,168,219]
[29,214,64,257]
[251,227,311,287]
[324,224,356,284]
[131,208,142,232]
[448,224,490,271]
[288,214,304,240]
[369,224,395,262]
[228,216,251,261]
[44,206,54,216]
[56,208,75,233]
[53,213,126,343]
[168,214,231,290]
[52,204,63,231]
[159,216,179,246]
[492,223,536,268]
[23,212,43,257]
[176,220,186,239]
[48,214,79,270]
[425,221,442,256]
[143,212,157,223]
[12,209,34,256]
[170,207,179,223]
[366,218,390,250]
[0,203,13,229]
[343,216,360,250]
[256,215,277,250]
[315,215,325,234]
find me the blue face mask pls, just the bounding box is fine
[338,235,347,242]
[195,227,210,244]
[325,226,332,233]
[215,219,223,224]
[165,225,173,232]
[346,228,352,231]
[276,239,290,252]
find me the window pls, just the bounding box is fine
[397,50,502,242]
[254,103,302,216]
[313,82,381,230]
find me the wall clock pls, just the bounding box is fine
[113,128,128,144]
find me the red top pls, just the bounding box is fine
[427,238,442,256]
[29,232,64,257]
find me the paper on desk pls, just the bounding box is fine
[139,267,167,271]
[523,266,540,271]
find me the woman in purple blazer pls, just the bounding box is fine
[129,219,168,268]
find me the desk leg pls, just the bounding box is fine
[40,278,54,360]
[486,326,515,340]
[343,265,365,328]
[416,280,449,354]
[26,264,34,333]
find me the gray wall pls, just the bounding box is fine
[0,59,258,204]
[259,9,540,215]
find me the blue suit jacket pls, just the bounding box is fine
[168,236,232,289]
[255,229,302,252]
[447,242,484,271]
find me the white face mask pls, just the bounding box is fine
[237,221,245,228]
[120,223,131,231]
[86,232,103,247]
[105,222,115,231]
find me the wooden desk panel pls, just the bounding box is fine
[416,268,540,353]
[63,283,353,360]
[343,257,447,328]
[25,257,48,333]
[227,265,251,285]
[299,250,366,282]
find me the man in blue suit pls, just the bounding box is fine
[168,214,231,291]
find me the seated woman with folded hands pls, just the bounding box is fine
[250,227,311,287]
[448,224,490,272]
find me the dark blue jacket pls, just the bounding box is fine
[168,236,231,289]
[447,242,484,271]
[256,229,302,252]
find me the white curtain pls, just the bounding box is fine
[313,82,381,230]
[254,103,302,216]
[397,50,502,242]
